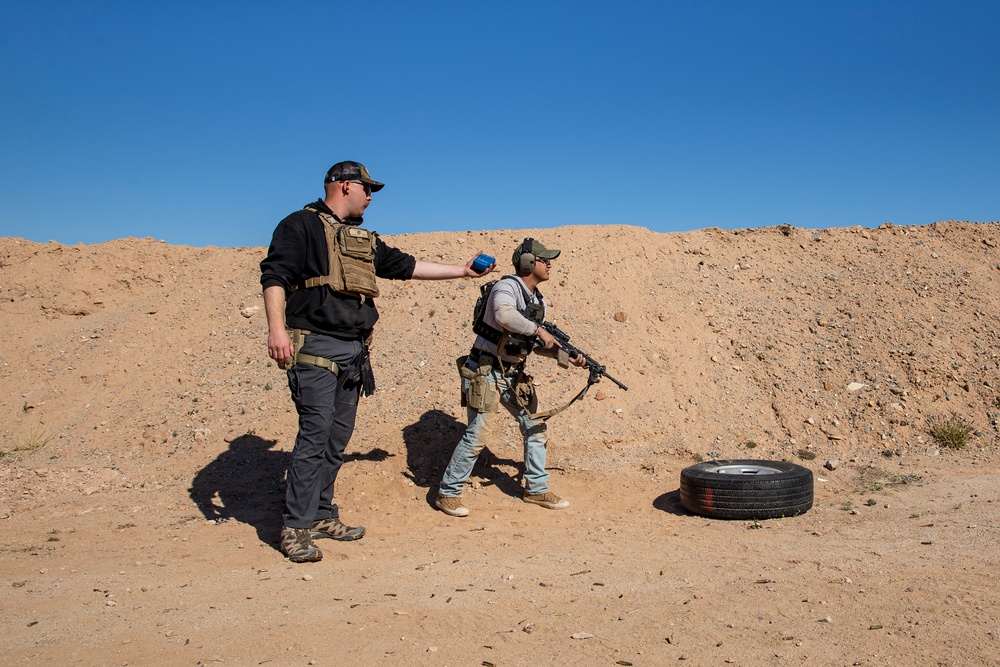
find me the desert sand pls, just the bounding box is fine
[2,220,1000,666]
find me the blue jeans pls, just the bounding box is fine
[439,366,549,497]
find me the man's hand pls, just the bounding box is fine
[464,251,498,277]
[536,325,558,349]
[263,285,293,367]
[569,352,587,368]
[268,327,294,369]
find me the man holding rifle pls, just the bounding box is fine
[436,238,588,517]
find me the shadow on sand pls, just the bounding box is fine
[402,409,525,508]
[653,489,691,516]
[189,433,394,551]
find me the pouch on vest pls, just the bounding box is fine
[300,206,380,299]
[336,226,379,298]
[331,225,379,297]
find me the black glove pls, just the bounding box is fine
[359,348,376,397]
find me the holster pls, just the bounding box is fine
[457,355,499,413]
[281,328,339,375]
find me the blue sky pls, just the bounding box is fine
[2,1,997,247]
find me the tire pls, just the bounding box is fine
[679,459,813,520]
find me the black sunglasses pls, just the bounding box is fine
[349,180,372,195]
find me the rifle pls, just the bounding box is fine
[540,322,628,392]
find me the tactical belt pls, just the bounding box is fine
[470,347,525,377]
[285,329,339,375]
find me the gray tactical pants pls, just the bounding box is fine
[283,333,365,529]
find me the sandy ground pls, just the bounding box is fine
[2,220,1000,666]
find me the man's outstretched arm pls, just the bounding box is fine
[410,253,497,280]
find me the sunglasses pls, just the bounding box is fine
[349,180,372,195]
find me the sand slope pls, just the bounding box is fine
[2,220,999,665]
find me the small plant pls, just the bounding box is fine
[743,441,758,449]
[796,449,817,461]
[264,383,272,391]
[841,500,854,511]
[855,467,922,493]
[928,412,976,449]
[5,425,54,461]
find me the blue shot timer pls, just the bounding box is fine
[470,254,494,273]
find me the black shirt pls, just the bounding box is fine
[260,199,417,339]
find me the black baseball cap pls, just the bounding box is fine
[324,161,385,192]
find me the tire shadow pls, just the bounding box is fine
[652,489,691,516]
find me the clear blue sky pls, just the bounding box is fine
[2,1,997,247]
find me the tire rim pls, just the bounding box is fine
[709,464,785,475]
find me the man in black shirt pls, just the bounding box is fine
[260,160,495,562]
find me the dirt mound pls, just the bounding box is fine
[2,221,1000,665]
[4,222,998,471]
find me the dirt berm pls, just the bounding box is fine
[2,220,999,665]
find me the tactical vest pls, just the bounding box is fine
[297,203,379,300]
[472,276,544,356]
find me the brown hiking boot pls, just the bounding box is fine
[435,494,469,517]
[280,526,322,562]
[310,516,366,541]
[522,491,570,510]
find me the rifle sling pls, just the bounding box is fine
[492,332,594,422]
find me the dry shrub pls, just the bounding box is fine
[928,412,976,449]
[1,425,53,462]
[855,466,922,493]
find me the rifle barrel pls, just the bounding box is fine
[599,369,628,391]
[543,322,627,391]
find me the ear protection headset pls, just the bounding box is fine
[515,238,536,275]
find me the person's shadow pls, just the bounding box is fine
[189,434,288,547]
[402,409,524,507]
[189,434,395,552]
